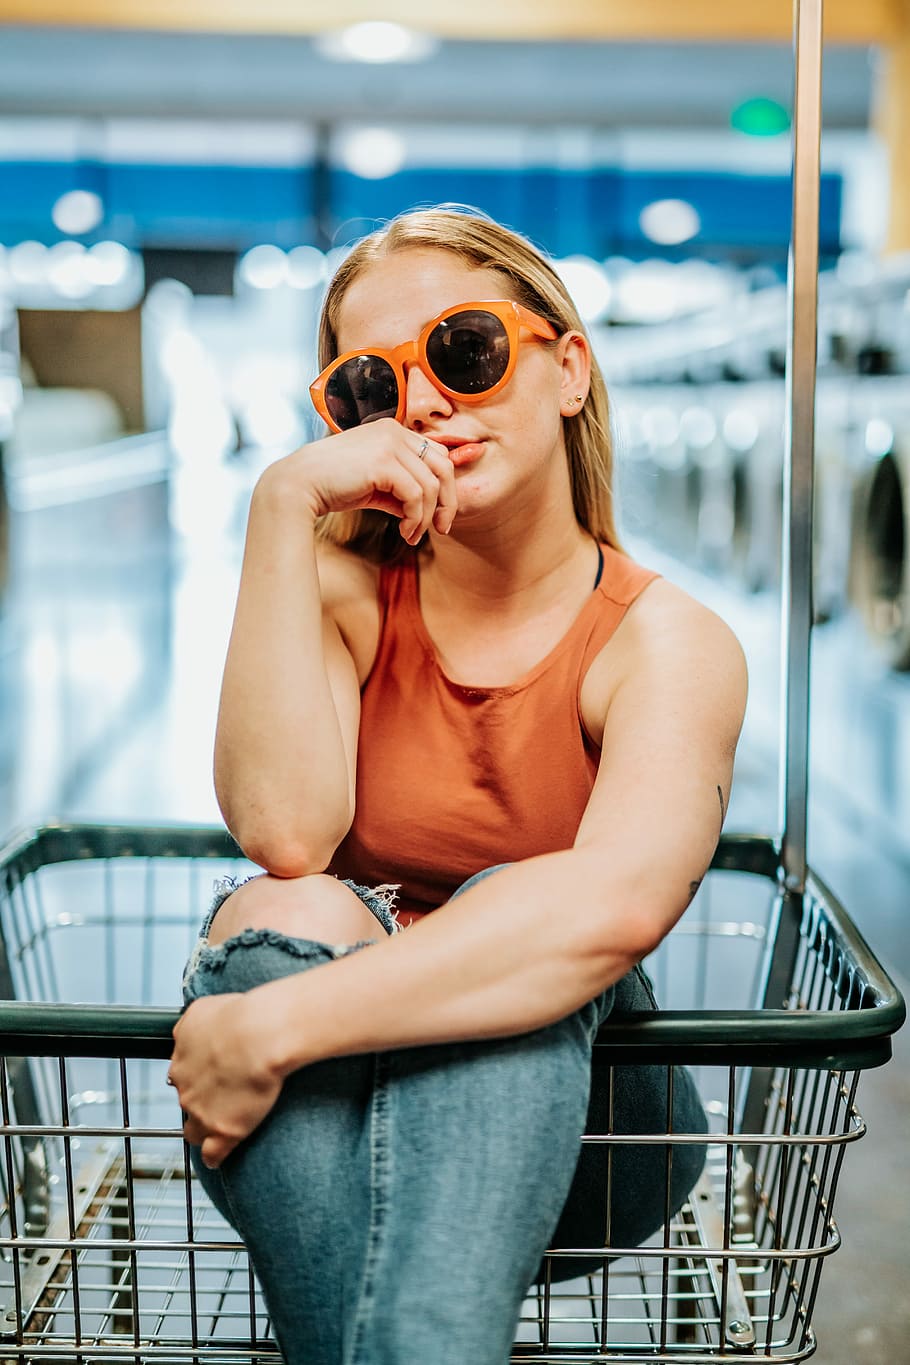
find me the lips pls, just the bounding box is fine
[436,438,486,467]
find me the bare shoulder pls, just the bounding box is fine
[581,575,748,748]
[315,540,382,683]
[625,576,745,661]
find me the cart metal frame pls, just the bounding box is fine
[0,824,902,1363]
[0,0,905,1360]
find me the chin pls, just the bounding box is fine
[449,477,500,516]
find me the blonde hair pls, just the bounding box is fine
[315,207,623,561]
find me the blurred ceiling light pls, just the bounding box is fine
[238,244,288,290]
[339,128,406,180]
[865,418,894,459]
[639,199,701,247]
[723,408,760,452]
[52,189,104,236]
[315,22,438,63]
[614,262,680,325]
[679,406,717,451]
[8,241,47,286]
[555,256,612,324]
[287,244,328,291]
[85,240,132,287]
[46,241,93,298]
[674,258,734,313]
[144,278,194,327]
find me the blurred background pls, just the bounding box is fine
[0,3,907,1361]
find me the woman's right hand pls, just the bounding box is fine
[268,419,457,545]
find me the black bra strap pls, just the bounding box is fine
[593,543,604,590]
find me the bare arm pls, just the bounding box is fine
[213,477,359,874]
[213,423,454,874]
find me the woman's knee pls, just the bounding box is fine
[207,872,382,947]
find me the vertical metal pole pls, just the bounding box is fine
[312,123,334,253]
[779,0,823,893]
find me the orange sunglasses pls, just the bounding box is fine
[309,299,559,433]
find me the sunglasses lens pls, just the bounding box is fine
[324,355,399,430]
[426,310,510,395]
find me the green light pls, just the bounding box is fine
[730,98,791,137]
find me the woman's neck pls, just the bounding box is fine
[420,515,598,624]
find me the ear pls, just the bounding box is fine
[557,332,592,417]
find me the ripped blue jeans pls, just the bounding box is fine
[181,869,707,1365]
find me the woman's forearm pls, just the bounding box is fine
[214,463,355,874]
[254,848,665,1078]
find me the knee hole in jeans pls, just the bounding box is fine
[206,872,382,948]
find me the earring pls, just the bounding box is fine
[566,394,584,408]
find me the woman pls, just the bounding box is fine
[170,207,748,1365]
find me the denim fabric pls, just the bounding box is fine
[182,868,707,1365]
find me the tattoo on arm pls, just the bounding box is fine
[687,791,731,906]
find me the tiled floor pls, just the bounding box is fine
[0,446,906,1362]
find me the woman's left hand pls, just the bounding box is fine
[169,994,285,1169]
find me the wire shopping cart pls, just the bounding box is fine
[0,821,903,1363]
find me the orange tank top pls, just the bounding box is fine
[328,545,660,922]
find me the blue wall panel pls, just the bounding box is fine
[0,161,87,241]
[0,158,842,260]
[330,169,526,247]
[106,164,314,248]
[607,170,842,254]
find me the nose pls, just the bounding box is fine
[402,358,454,430]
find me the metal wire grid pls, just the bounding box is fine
[0,851,251,1013]
[0,1123,273,1359]
[521,1057,861,1361]
[0,853,778,1020]
[0,845,880,1362]
[0,1060,860,1363]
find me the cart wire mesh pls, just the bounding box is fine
[0,824,903,1363]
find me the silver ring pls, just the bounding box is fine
[166,1074,176,1087]
[416,439,429,461]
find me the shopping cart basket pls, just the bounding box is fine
[0,821,902,1364]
